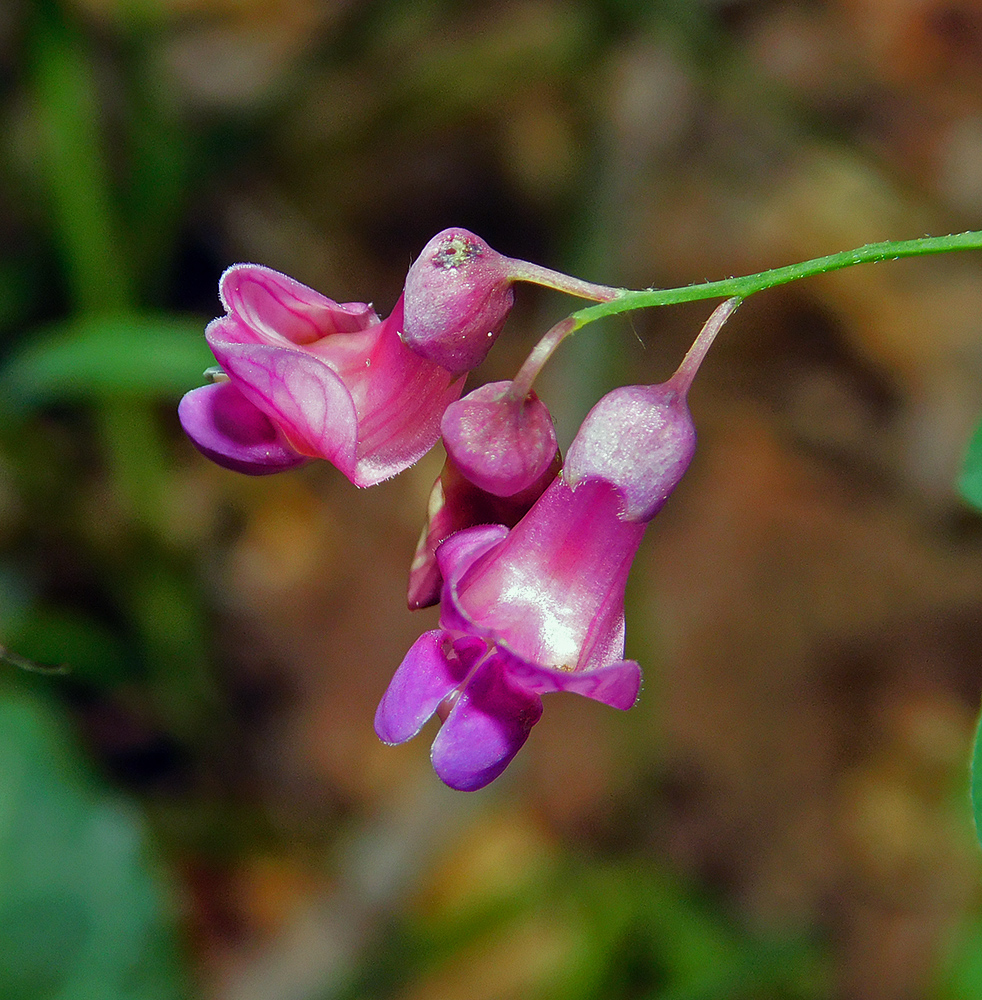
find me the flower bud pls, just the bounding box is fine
[564,297,739,522]
[563,384,694,522]
[441,381,558,497]
[401,229,518,374]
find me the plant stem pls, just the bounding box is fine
[571,231,982,327]
[508,260,622,303]
[668,297,742,396]
[511,316,577,399]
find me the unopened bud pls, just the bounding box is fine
[441,381,558,497]
[402,229,518,374]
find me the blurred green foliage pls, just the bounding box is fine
[338,856,828,1000]
[0,691,186,999]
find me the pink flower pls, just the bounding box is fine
[376,298,739,790]
[179,265,466,487]
[378,475,645,790]
[406,449,561,610]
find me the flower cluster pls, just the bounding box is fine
[181,228,737,790]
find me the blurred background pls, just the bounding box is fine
[2,0,982,997]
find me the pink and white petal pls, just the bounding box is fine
[178,382,307,475]
[205,314,260,349]
[374,631,483,745]
[430,655,542,791]
[219,264,379,347]
[212,342,360,479]
[507,656,642,710]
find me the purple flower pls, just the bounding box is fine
[179,265,466,487]
[377,298,739,790]
[378,476,645,790]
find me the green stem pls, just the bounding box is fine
[571,231,982,328]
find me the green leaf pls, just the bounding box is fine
[0,313,213,411]
[30,1,135,313]
[0,692,187,1000]
[959,418,982,513]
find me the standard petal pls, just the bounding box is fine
[430,655,542,791]
[219,264,379,346]
[210,342,361,480]
[507,655,641,710]
[178,382,308,475]
[374,631,483,744]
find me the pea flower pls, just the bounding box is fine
[376,298,739,790]
[406,449,562,611]
[179,264,467,486]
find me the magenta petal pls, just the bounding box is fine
[434,524,509,631]
[375,631,484,744]
[342,298,466,487]
[508,656,641,709]
[178,382,308,475]
[431,655,543,791]
[210,342,359,476]
[436,524,510,582]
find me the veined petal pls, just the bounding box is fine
[431,654,542,791]
[219,264,379,347]
[210,341,360,479]
[342,298,466,486]
[178,382,308,475]
[375,631,485,745]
